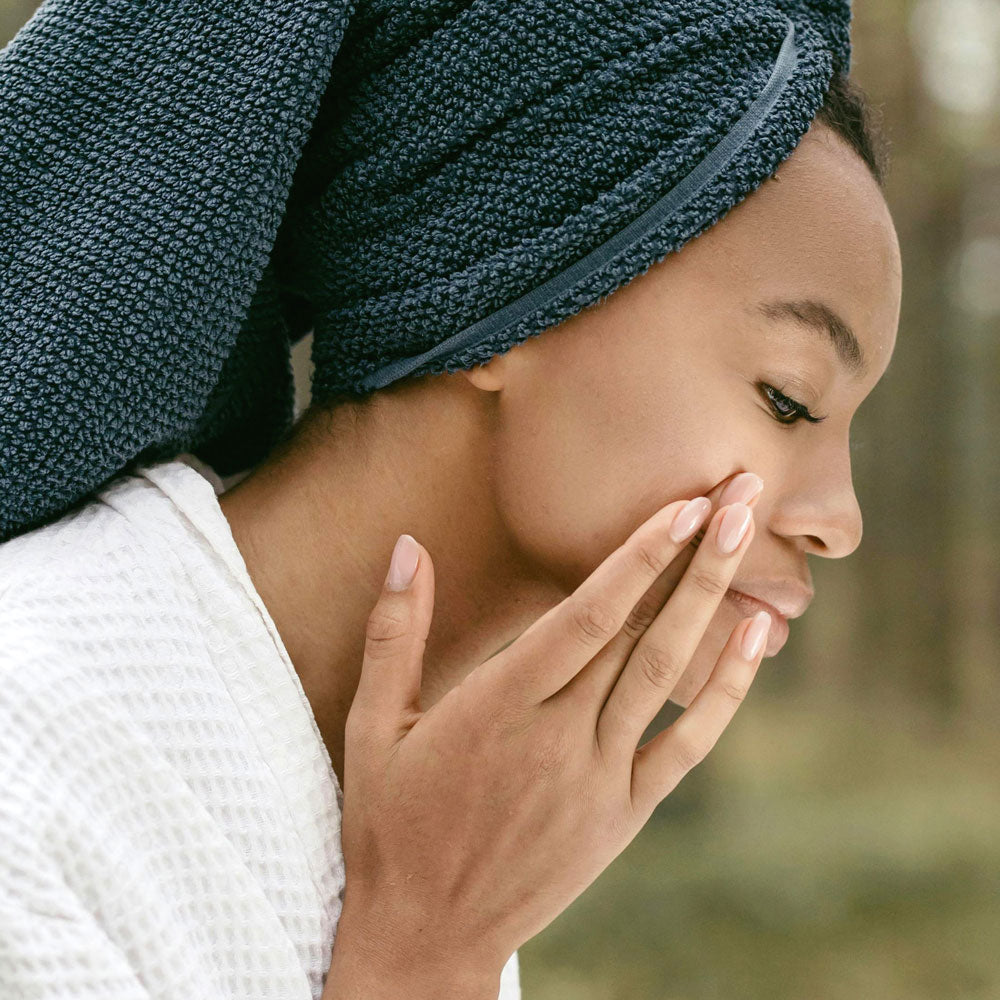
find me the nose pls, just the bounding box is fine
[767,438,864,559]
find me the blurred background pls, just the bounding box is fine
[3,1,997,997]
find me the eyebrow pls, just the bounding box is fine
[754,298,868,378]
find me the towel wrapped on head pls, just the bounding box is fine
[0,0,852,543]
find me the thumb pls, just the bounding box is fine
[356,533,434,725]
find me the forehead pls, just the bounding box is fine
[686,123,902,382]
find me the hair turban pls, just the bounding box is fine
[0,0,851,542]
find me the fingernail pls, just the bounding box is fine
[669,497,712,543]
[717,503,752,554]
[386,533,419,591]
[718,472,764,508]
[741,611,771,660]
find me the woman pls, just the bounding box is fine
[0,2,900,998]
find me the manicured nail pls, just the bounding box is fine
[717,503,752,554]
[669,497,712,543]
[718,472,764,508]
[741,611,771,660]
[386,534,419,591]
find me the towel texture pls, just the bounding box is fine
[0,1,851,542]
[0,454,522,999]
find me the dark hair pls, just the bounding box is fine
[815,71,891,188]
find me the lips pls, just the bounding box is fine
[688,520,814,654]
[724,588,791,656]
[728,581,813,620]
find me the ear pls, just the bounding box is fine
[774,0,852,76]
[459,351,514,393]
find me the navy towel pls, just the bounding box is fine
[0,1,851,542]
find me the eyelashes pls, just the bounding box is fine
[686,380,825,549]
[759,381,826,426]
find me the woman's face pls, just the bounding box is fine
[467,122,902,706]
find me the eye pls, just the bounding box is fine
[758,382,826,426]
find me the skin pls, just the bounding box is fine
[218,121,903,791]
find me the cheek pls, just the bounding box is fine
[487,362,721,597]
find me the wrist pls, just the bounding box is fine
[324,892,502,1000]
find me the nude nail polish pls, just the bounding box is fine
[718,472,764,508]
[669,497,712,543]
[741,611,771,659]
[717,503,752,553]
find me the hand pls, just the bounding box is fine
[336,474,770,978]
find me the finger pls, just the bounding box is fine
[595,501,756,760]
[561,483,764,717]
[628,609,770,823]
[475,496,713,706]
[554,538,698,713]
[353,534,436,737]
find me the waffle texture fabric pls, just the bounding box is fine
[0,1,852,542]
[0,455,522,1000]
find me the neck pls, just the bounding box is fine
[217,383,562,789]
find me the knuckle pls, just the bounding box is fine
[633,536,669,577]
[602,804,634,845]
[569,598,619,646]
[344,705,377,750]
[487,693,533,737]
[672,739,708,773]
[720,676,751,703]
[634,642,685,689]
[365,606,408,650]
[688,566,729,598]
[527,727,570,783]
[621,594,660,640]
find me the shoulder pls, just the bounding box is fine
[0,461,178,592]
[0,464,173,639]
[0,454,222,607]
[0,459,213,726]
[0,459,228,821]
